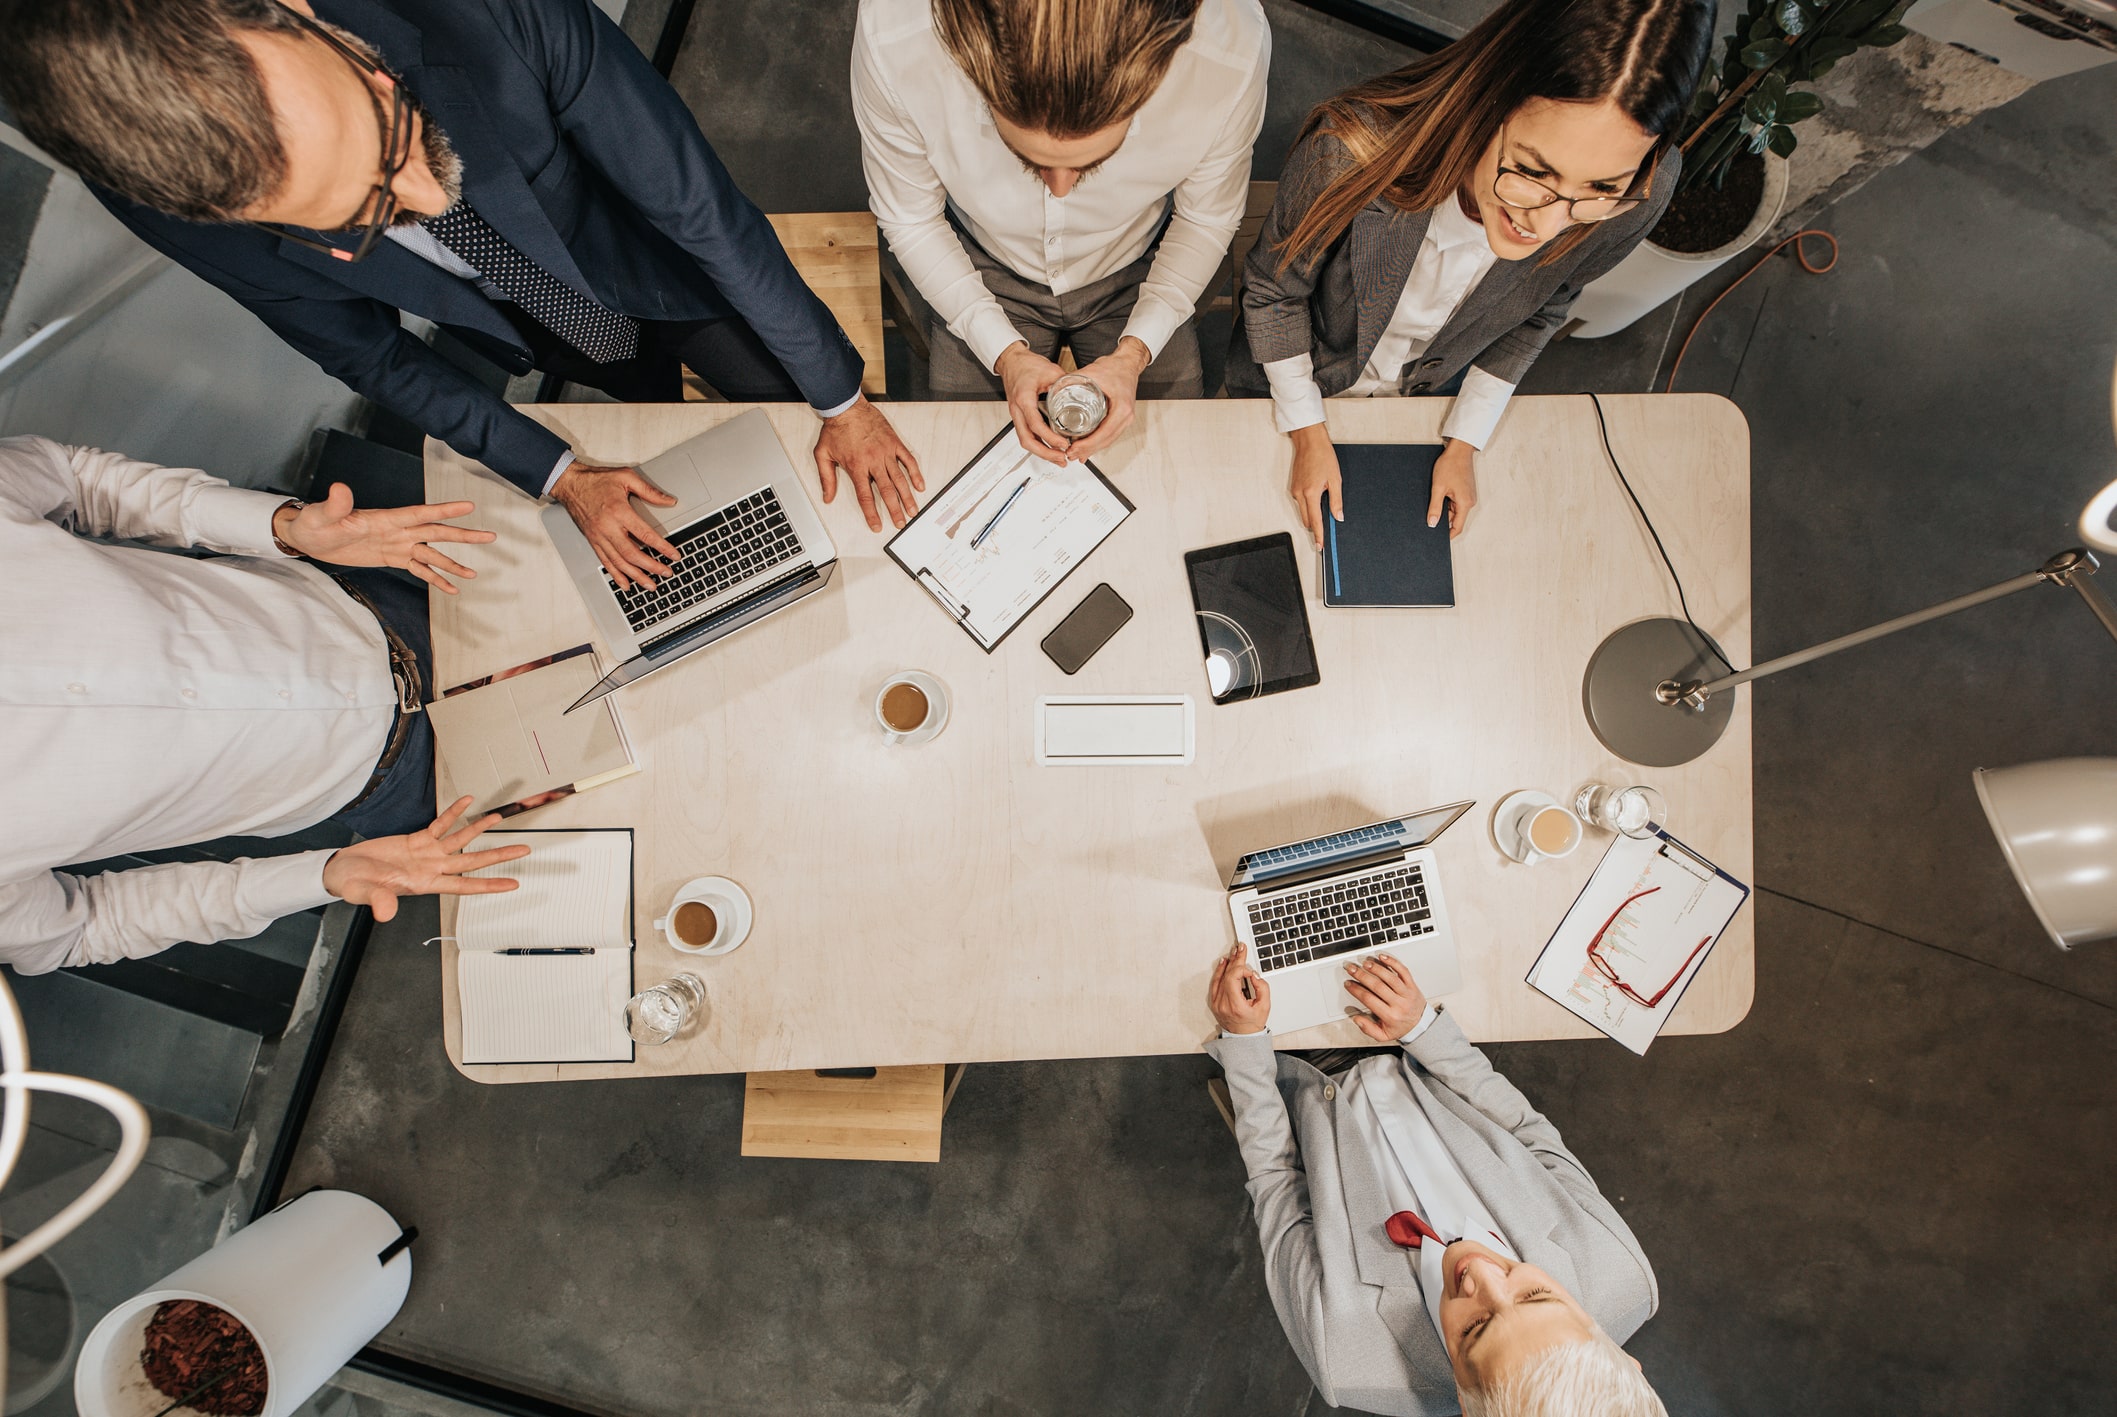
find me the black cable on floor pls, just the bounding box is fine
[1584,391,1742,675]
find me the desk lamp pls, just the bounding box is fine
[1585,353,2117,768]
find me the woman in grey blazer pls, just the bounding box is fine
[1232,0,1714,547]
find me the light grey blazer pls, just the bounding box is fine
[1208,1009,1658,1416]
[1228,130,1681,398]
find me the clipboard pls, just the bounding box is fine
[1525,825,1750,1055]
[885,424,1134,651]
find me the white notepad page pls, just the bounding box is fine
[455,830,634,1064]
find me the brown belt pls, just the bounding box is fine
[330,574,427,812]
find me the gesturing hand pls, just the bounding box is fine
[1430,439,1479,539]
[1209,939,1272,1035]
[1289,425,1342,550]
[1063,336,1151,462]
[277,483,495,593]
[995,342,1071,468]
[550,461,682,590]
[321,795,531,923]
[1342,953,1428,1042]
[814,396,925,532]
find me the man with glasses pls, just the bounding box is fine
[0,0,928,582]
[1204,942,1670,1416]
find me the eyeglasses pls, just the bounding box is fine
[1491,128,1645,225]
[249,12,415,262]
[1584,885,1711,1010]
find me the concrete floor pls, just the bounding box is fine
[280,16,2117,1417]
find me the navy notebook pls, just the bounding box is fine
[1322,444,1456,608]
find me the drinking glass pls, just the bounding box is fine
[1574,783,1668,839]
[624,973,708,1045]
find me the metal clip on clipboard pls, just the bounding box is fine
[915,567,972,625]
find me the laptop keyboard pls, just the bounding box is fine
[1247,864,1434,973]
[610,488,801,633]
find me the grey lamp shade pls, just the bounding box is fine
[1974,758,2117,949]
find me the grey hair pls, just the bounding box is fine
[1457,1333,1667,1417]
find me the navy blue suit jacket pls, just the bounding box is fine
[99,0,864,496]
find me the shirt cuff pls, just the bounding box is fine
[1119,297,1182,364]
[1262,354,1328,435]
[539,449,577,499]
[1399,1003,1440,1045]
[959,304,1032,375]
[242,850,340,922]
[814,391,862,421]
[1219,1028,1273,1040]
[1437,367,1517,451]
[188,484,298,558]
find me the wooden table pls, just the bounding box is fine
[428,395,1752,1082]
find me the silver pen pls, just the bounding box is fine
[971,476,1032,549]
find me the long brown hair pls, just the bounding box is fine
[931,0,1204,138]
[1276,0,1714,271]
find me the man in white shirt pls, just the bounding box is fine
[1206,942,1669,1416]
[0,435,530,975]
[854,0,1267,463]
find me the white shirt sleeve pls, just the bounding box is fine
[1261,353,1329,434]
[540,448,577,498]
[851,23,1024,373]
[1119,31,1270,360]
[1400,1002,1441,1044]
[6,437,288,556]
[1437,367,1517,451]
[0,854,338,974]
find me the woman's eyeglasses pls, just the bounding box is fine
[1584,885,1712,1010]
[1490,129,1645,224]
[249,13,416,262]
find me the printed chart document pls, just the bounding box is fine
[456,829,635,1065]
[1526,828,1749,1055]
[887,425,1133,650]
[427,645,638,818]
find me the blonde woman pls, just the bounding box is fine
[1232,0,1715,544]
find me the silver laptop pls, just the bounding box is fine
[1226,801,1475,1033]
[542,410,837,712]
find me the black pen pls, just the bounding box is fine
[499,947,593,956]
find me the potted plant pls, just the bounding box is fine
[1566,0,1913,338]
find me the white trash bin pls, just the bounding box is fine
[74,1190,412,1417]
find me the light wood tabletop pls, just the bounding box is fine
[427,394,1752,1082]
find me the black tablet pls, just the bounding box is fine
[1184,533,1321,703]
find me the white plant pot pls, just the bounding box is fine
[73,1191,411,1417]
[1566,152,1790,339]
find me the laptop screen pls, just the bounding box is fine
[1229,802,1474,889]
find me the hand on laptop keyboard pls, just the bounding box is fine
[551,461,683,589]
[1341,954,1427,1043]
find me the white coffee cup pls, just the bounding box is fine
[653,876,752,956]
[1518,804,1584,862]
[874,670,950,746]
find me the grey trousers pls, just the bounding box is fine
[926,234,1205,400]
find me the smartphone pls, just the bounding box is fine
[1041,583,1134,675]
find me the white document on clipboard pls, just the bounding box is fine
[885,425,1134,650]
[1526,827,1750,1055]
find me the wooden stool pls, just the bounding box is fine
[741,1063,967,1163]
[687,212,887,401]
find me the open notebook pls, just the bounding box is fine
[456,829,635,1065]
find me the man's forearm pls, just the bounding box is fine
[2,855,339,975]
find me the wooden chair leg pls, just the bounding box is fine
[942,1062,968,1116]
[1207,1077,1236,1139]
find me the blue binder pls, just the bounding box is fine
[1321,444,1456,608]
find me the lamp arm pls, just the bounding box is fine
[1663,550,2109,708]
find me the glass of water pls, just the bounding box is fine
[624,973,708,1045]
[1574,783,1667,839]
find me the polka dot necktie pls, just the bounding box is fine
[421,202,640,365]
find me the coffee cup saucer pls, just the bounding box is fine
[668,877,752,956]
[1491,790,1558,864]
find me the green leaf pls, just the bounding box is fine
[1769,123,1799,157]
[1777,0,1810,35]
[1742,38,1790,68]
[1865,22,1910,44]
[1798,35,1861,72]
[1777,90,1825,121]
[1751,11,1783,40]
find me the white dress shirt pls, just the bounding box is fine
[380,227,861,497]
[1262,197,1518,448]
[853,0,1268,372]
[0,437,396,973]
